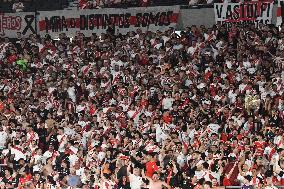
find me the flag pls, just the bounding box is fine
[277,0,284,27]
[16,59,27,71]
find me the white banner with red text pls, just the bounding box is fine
[37,6,180,38]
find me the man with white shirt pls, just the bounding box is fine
[111,54,124,69]
[26,125,39,146]
[176,148,188,168]
[0,126,8,149]
[67,83,76,103]
[162,93,174,110]
[127,163,144,189]
[155,123,167,143]
[10,140,26,162]
[187,41,198,56]
[57,127,67,153]
[43,145,59,165]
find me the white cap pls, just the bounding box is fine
[197,83,206,89]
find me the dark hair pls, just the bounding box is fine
[152,172,159,176]
[203,162,209,169]
[204,181,212,188]
[103,173,111,180]
[14,140,20,145]
[5,167,13,175]
[47,175,56,185]
[244,175,252,182]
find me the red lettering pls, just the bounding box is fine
[0,13,22,36]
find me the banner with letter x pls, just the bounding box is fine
[276,0,284,26]
[0,12,36,38]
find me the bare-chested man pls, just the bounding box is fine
[143,171,170,189]
[42,157,53,177]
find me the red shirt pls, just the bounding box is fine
[254,141,266,154]
[163,115,172,124]
[223,177,231,186]
[145,161,158,177]
[223,162,239,186]
[140,56,149,65]
[0,102,4,111]
[8,55,17,64]
[19,174,32,185]
[221,133,228,142]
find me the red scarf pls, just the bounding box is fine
[131,107,143,119]
[58,135,66,147]
[13,146,24,154]
[51,150,58,161]
[178,99,190,109]
[166,170,173,185]
[27,132,35,145]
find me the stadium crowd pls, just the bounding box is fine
[0,23,283,189]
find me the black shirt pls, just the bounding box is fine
[57,167,70,178]
[117,166,127,181]
[37,108,49,120]
[117,181,131,189]
[36,127,47,142]
[47,134,59,150]
[269,116,281,127]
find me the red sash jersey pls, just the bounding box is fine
[254,141,266,155]
[268,148,276,160]
[250,176,261,186]
[109,138,118,147]
[166,169,173,186]
[162,114,172,124]
[89,104,97,116]
[223,176,232,186]
[278,174,284,186]
[209,83,217,97]
[19,174,32,186]
[40,44,57,55]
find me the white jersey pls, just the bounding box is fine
[0,131,8,149]
[129,174,143,189]
[100,180,115,189]
[57,134,67,152]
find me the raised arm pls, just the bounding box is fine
[161,182,171,189]
[126,159,132,176]
[172,161,178,174]
[100,162,105,182]
[141,169,152,182]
